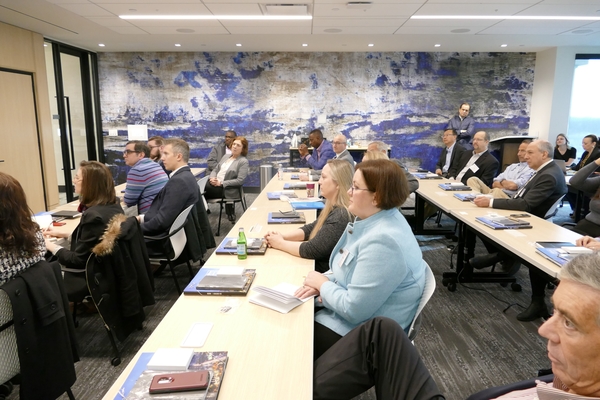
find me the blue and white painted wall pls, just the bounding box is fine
[98,51,535,186]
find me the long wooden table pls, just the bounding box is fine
[101,173,316,400]
[412,175,582,291]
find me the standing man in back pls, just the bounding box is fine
[446,103,475,150]
[207,130,236,174]
[123,141,168,214]
[139,138,199,241]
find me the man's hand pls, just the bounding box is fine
[298,143,309,157]
[492,181,503,189]
[435,169,443,176]
[576,236,600,250]
[473,196,491,208]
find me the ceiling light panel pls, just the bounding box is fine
[314,26,398,34]
[225,26,312,34]
[313,17,406,27]
[265,4,309,16]
[135,26,230,34]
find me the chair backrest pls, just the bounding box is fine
[197,176,209,194]
[407,262,436,341]
[169,204,195,259]
[0,289,20,384]
[544,194,566,220]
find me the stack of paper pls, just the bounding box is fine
[249,283,314,314]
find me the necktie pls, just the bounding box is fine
[514,172,536,198]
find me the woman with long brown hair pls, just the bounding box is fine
[0,172,46,284]
[45,161,123,269]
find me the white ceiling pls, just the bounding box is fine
[1,0,599,53]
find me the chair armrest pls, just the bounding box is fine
[144,222,187,242]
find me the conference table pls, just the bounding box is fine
[412,175,581,291]
[101,172,316,400]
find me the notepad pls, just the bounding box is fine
[249,283,315,314]
[181,323,213,348]
[147,348,194,371]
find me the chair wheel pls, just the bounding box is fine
[511,283,522,292]
[111,357,121,366]
[442,278,450,287]
[448,283,457,292]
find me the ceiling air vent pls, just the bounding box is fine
[347,2,372,9]
[265,4,309,16]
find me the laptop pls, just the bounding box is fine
[553,159,567,175]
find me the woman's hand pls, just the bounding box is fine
[294,285,320,299]
[209,177,221,186]
[43,226,68,238]
[303,271,330,293]
[577,235,600,250]
[264,231,284,249]
[44,237,59,253]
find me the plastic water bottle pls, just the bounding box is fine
[277,163,283,180]
[237,227,247,260]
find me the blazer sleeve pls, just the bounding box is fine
[569,160,600,196]
[306,143,335,170]
[142,174,195,235]
[493,171,560,213]
[206,145,220,172]
[479,154,499,187]
[435,148,446,171]
[222,157,249,188]
[449,149,470,179]
[55,213,106,269]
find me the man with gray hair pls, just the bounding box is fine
[367,141,419,193]
[331,134,355,165]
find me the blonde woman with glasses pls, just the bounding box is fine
[265,159,353,273]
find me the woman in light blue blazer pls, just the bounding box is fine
[205,136,249,222]
[297,159,427,359]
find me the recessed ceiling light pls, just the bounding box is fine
[302,43,308,47]
[324,28,343,33]
[175,44,181,47]
[120,14,312,20]
[98,44,105,47]
[500,44,508,47]
[236,43,242,47]
[368,43,374,47]
[412,15,600,21]
[434,44,441,47]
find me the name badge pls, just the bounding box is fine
[338,249,350,268]
[469,164,479,173]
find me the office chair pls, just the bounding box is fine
[145,204,196,294]
[197,175,209,210]
[407,262,436,342]
[207,185,247,235]
[543,194,566,221]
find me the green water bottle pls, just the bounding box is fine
[237,227,247,260]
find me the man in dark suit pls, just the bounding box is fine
[471,139,568,321]
[445,102,475,150]
[138,138,199,237]
[435,129,467,178]
[450,131,498,187]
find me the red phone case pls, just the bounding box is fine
[149,370,210,394]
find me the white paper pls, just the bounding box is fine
[317,114,327,124]
[147,348,194,371]
[216,267,244,276]
[32,214,53,230]
[127,124,148,141]
[180,323,213,348]
[108,129,118,137]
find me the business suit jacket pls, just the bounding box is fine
[334,149,355,165]
[210,155,249,198]
[453,150,499,187]
[493,161,568,218]
[436,143,467,178]
[572,147,600,171]
[142,166,199,235]
[206,142,227,173]
[446,115,475,148]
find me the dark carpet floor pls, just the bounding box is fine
[7,197,575,400]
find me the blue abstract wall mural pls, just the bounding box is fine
[98,51,536,186]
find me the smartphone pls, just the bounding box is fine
[149,370,210,394]
[509,213,530,218]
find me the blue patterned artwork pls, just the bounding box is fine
[98,52,535,186]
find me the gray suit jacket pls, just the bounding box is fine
[210,155,249,198]
[493,161,567,218]
[334,149,355,165]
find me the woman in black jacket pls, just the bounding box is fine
[44,160,123,269]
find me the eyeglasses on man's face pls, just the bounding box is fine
[332,141,346,145]
[123,149,139,155]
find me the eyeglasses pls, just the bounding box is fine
[350,186,371,194]
[332,141,346,145]
[123,150,139,155]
